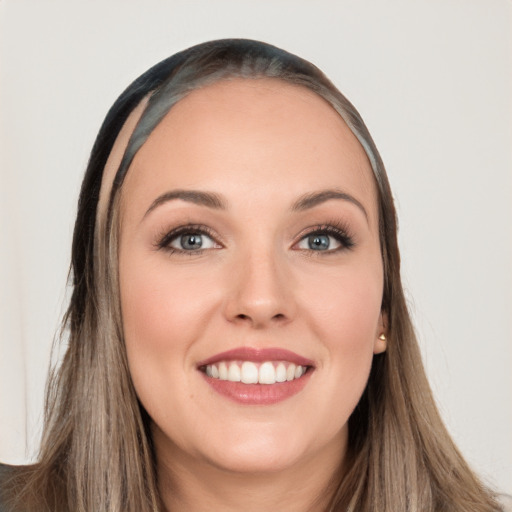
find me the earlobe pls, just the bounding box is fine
[374,332,387,354]
[374,312,388,354]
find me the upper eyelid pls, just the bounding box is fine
[293,222,354,240]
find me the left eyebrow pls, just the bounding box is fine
[291,189,369,222]
[143,189,227,219]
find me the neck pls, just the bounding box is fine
[154,430,346,512]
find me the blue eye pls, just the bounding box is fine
[169,232,216,251]
[296,224,354,253]
[157,225,219,254]
[309,234,335,251]
[298,233,342,251]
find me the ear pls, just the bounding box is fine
[374,312,388,354]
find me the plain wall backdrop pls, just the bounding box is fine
[0,0,511,493]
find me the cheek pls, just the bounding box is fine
[280,261,383,446]
[119,251,220,427]
[120,253,219,357]
[298,260,383,386]
[302,261,383,340]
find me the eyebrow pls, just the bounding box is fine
[143,187,368,221]
[144,189,227,218]
[291,189,368,221]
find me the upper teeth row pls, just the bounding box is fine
[205,361,306,385]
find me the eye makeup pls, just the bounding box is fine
[154,223,222,256]
[153,216,356,258]
[293,219,355,254]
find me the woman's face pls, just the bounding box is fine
[119,78,386,476]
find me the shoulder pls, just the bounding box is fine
[0,463,15,511]
[0,462,34,512]
[0,463,12,478]
[0,462,65,512]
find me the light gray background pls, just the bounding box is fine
[1,0,510,493]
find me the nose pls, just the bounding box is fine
[223,248,295,329]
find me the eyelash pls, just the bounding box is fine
[155,220,355,256]
[155,224,219,255]
[297,221,355,254]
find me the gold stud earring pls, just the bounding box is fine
[378,333,387,341]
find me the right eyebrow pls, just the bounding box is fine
[143,189,227,220]
[291,189,369,223]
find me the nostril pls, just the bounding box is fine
[234,312,287,324]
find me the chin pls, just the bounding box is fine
[204,439,308,475]
[201,420,346,476]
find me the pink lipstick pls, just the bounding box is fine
[198,347,314,405]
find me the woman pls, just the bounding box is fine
[0,38,507,511]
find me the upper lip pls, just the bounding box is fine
[197,347,315,368]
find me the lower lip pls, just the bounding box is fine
[201,370,312,405]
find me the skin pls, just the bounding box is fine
[118,78,386,512]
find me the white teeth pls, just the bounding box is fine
[218,362,228,380]
[204,361,307,384]
[228,362,241,382]
[240,361,259,384]
[259,362,276,384]
[276,363,287,382]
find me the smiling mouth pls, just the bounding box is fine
[197,347,314,405]
[201,360,310,385]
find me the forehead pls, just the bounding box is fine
[122,77,377,223]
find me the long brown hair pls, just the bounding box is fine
[1,39,501,512]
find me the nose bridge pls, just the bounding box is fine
[225,236,293,327]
